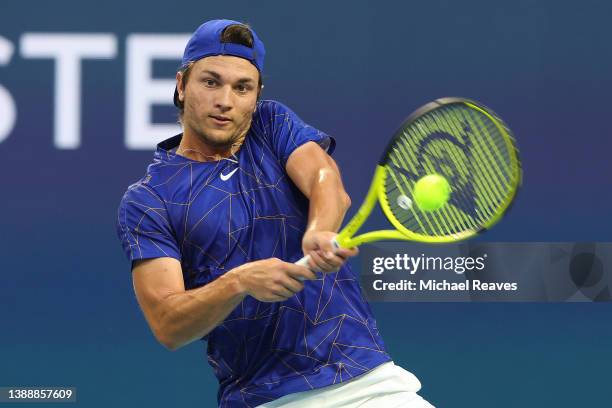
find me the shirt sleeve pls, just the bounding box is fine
[262,100,336,166]
[116,182,181,266]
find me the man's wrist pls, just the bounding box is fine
[225,264,250,297]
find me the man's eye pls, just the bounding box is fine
[236,84,251,93]
[203,79,217,87]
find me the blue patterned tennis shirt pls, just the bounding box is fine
[117,100,391,407]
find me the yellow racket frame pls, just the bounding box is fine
[335,102,521,249]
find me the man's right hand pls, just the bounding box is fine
[232,258,317,302]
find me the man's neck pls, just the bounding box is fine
[177,129,241,162]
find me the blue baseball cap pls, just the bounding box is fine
[174,19,265,107]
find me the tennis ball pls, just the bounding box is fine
[413,174,451,211]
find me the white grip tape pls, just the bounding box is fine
[295,255,311,267]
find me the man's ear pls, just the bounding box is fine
[176,71,185,103]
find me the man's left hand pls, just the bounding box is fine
[301,231,358,273]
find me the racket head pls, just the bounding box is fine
[374,97,521,243]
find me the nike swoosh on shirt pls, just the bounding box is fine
[220,168,239,181]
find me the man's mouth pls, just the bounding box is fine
[209,115,232,124]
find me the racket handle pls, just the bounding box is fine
[295,255,312,268]
[295,237,340,270]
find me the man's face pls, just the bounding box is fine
[176,55,260,149]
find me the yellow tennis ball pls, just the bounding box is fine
[413,174,451,211]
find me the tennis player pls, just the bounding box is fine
[117,19,434,408]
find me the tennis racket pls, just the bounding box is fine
[296,97,521,267]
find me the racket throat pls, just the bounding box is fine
[336,166,386,248]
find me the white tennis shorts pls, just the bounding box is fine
[256,362,435,408]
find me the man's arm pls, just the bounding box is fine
[286,141,358,272]
[132,257,316,351]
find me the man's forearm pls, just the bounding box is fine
[156,268,246,350]
[305,167,351,233]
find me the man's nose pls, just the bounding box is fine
[214,86,233,111]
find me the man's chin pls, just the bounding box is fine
[199,131,235,149]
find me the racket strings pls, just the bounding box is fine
[390,131,441,233]
[408,122,475,233]
[388,129,450,235]
[460,108,518,207]
[417,114,483,233]
[436,110,504,219]
[383,103,519,238]
[388,115,477,235]
[422,113,486,227]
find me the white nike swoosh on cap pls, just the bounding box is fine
[220,168,239,181]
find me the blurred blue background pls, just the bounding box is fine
[1,0,611,406]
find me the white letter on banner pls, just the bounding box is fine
[125,35,188,150]
[0,36,16,144]
[20,34,117,149]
